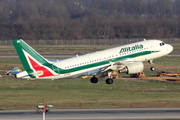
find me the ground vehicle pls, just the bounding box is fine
[110,72,119,79]
[36,104,53,112]
[157,71,180,77]
[130,72,145,78]
[5,67,22,75]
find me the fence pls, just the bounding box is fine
[0,38,180,46]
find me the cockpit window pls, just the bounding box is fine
[160,42,165,46]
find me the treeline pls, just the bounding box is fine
[1,0,180,40]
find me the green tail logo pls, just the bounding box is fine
[12,39,56,78]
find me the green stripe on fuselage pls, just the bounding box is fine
[50,51,159,74]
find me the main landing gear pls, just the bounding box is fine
[148,60,156,71]
[90,76,113,84]
[90,73,114,84]
[105,78,113,84]
[90,76,98,83]
[105,71,114,84]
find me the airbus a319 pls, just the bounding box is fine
[12,39,173,84]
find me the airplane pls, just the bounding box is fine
[12,39,173,84]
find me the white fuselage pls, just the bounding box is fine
[18,40,173,80]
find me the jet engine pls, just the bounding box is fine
[118,62,144,74]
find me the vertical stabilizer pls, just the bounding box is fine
[12,39,55,78]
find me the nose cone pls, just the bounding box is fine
[167,44,173,54]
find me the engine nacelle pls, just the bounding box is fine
[118,62,144,74]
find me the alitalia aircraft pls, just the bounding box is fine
[13,39,173,84]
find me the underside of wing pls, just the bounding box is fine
[101,60,144,74]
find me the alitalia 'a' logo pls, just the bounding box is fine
[120,44,143,53]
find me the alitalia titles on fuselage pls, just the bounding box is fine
[120,44,143,53]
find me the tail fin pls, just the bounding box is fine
[12,39,55,78]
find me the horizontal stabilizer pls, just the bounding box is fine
[29,71,43,77]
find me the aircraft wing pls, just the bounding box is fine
[101,58,143,74]
[101,61,127,72]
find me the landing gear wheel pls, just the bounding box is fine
[106,78,113,84]
[150,67,156,71]
[90,77,98,83]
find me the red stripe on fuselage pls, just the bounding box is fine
[28,56,53,77]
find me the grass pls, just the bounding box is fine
[0,77,180,110]
[1,44,180,110]
[0,58,23,70]
[0,44,121,54]
[0,56,180,110]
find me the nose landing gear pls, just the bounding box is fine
[148,60,156,71]
[150,67,156,71]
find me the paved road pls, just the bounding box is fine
[0,108,180,120]
[0,53,179,58]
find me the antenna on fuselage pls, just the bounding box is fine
[143,38,146,41]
